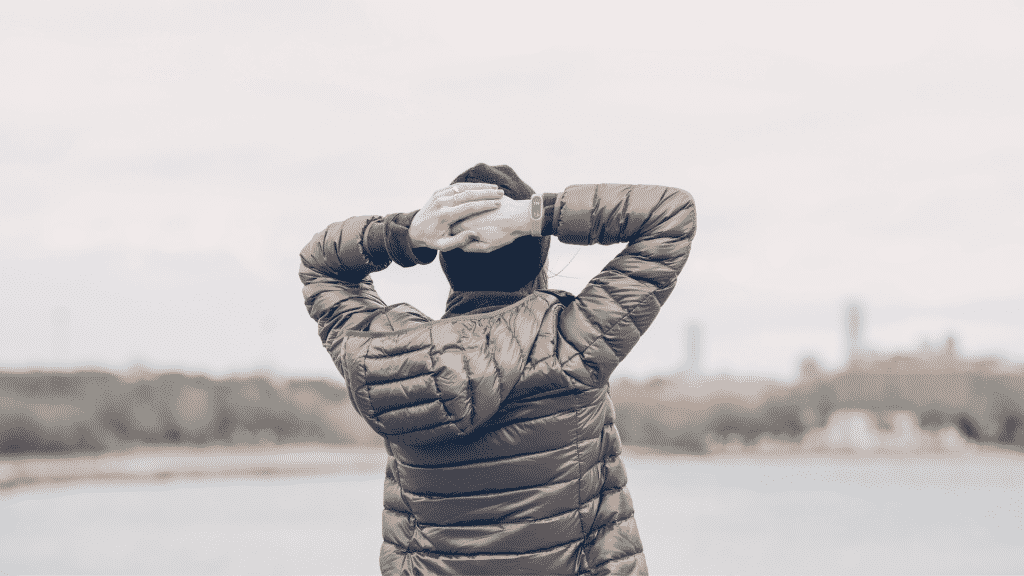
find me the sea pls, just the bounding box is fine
[2,446,1023,575]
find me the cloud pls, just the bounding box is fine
[1,1,1022,377]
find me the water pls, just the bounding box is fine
[628,451,1024,574]
[2,448,1023,574]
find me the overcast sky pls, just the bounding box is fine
[1,1,1022,382]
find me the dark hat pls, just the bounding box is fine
[440,164,549,292]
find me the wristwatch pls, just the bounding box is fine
[530,194,544,237]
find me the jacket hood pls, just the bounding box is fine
[331,293,559,446]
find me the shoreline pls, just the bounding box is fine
[4,441,1023,498]
[0,443,386,497]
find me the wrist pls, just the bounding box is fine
[512,199,533,237]
[388,211,437,267]
[408,230,428,249]
[407,210,429,249]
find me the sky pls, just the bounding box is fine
[1,0,1022,382]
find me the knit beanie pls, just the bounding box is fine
[440,164,549,292]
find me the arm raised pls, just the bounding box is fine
[554,184,697,387]
[299,183,503,343]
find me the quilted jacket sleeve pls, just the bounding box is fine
[554,184,696,387]
[299,212,436,344]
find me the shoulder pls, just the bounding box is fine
[535,288,576,306]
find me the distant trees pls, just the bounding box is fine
[0,371,379,456]
[3,345,1023,456]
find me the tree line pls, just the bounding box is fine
[2,349,1022,456]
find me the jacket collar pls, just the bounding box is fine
[441,272,553,319]
[442,290,529,318]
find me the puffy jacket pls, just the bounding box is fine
[300,184,696,575]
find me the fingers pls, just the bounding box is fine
[439,183,499,197]
[438,199,501,223]
[460,240,502,253]
[459,241,487,253]
[439,188,503,208]
[435,229,480,252]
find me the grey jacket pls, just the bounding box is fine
[300,184,696,575]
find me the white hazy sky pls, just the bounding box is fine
[1,1,1022,382]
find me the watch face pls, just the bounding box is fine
[531,196,543,219]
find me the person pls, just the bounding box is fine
[300,163,696,576]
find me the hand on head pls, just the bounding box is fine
[451,195,530,253]
[410,184,527,253]
[409,183,502,252]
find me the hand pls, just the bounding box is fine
[409,183,503,251]
[451,196,531,253]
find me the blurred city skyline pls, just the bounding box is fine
[1,1,1022,381]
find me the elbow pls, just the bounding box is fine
[665,187,696,216]
[650,187,696,242]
